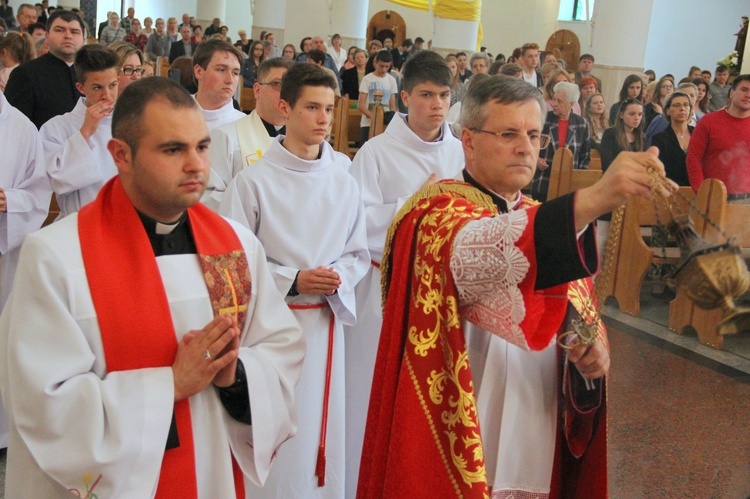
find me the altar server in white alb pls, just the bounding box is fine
[204,57,293,210]
[0,77,304,498]
[344,49,465,496]
[41,44,120,218]
[0,90,51,450]
[193,39,245,130]
[220,62,369,498]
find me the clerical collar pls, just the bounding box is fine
[136,210,197,256]
[462,169,522,213]
[261,116,285,137]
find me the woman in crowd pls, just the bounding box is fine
[643,76,673,127]
[112,43,144,95]
[598,98,645,253]
[341,48,367,100]
[692,78,710,117]
[328,33,347,71]
[299,37,312,54]
[169,56,198,93]
[282,43,296,61]
[643,80,657,106]
[652,91,693,186]
[644,69,656,83]
[191,25,205,44]
[236,30,251,54]
[609,74,643,125]
[445,54,461,106]
[544,68,578,114]
[124,18,148,52]
[342,46,358,70]
[241,40,264,87]
[499,62,523,78]
[539,62,559,87]
[602,98,645,170]
[578,76,597,109]
[166,17,178,42]
[142,17,153,35]
[583,92,608,149]
[532,81,590,202]
[219,25,231,43]
[0,32,33,92]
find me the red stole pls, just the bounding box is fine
[78,177,248,498]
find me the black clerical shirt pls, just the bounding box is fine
[136,211,252,450]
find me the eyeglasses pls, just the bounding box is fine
[259,81,282,90]
[470,129,551,149]
[121,66,145,76]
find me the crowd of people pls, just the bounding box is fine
[0,4,749,498]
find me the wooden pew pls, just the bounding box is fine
[669,179,750,349]
[42,195,59,228]
[368,105,386,139]
[240,87,256,112]
[597,185,695,316]
[332,96,351,157]
[589,149,602,170]
[348,107,362,147]
[546,147,602,200]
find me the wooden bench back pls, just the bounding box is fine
[546,147,602,200]
[597,185,694,316]
[589,149,602,170]
[368,105,386,139]
[332,96,351,157]
[240,87,256,113]
[669,179,750,349]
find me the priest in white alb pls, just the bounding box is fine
[0,89,51,450]
[0,77,304,498]
[41,44,120,218]
[203,58,293,210]
[220,63,369,498]
[344,50,465,497]
[192,39,245,130]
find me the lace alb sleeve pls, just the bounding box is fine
[450,210,532,350]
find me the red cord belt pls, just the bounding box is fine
[288,302,334,487]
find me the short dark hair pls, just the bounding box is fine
[579,53,594,62]
[257,57,294,82]
[401,50,451,93]
[402,38,413,48]
[46,9,84,33]
[306,49,326,65]
[715,64,729,74]
[26,22,45,34]
[731,74,750,90]
[414,37,424,44]
[193,38,242,70]
[112,77,198,155]
[280,62,336,108]
[456,51,467,58]
[74,44,118,84]
[374,49,393,64]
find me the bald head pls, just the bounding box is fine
[311,36,325,51]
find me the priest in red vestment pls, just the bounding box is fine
[358,76,669,498]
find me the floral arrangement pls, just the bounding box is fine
[717,50,740,75]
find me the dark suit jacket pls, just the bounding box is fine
[341,67,362,100]
[4,52,81,129]
[652,125,693,186]
[169,41,199,64]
